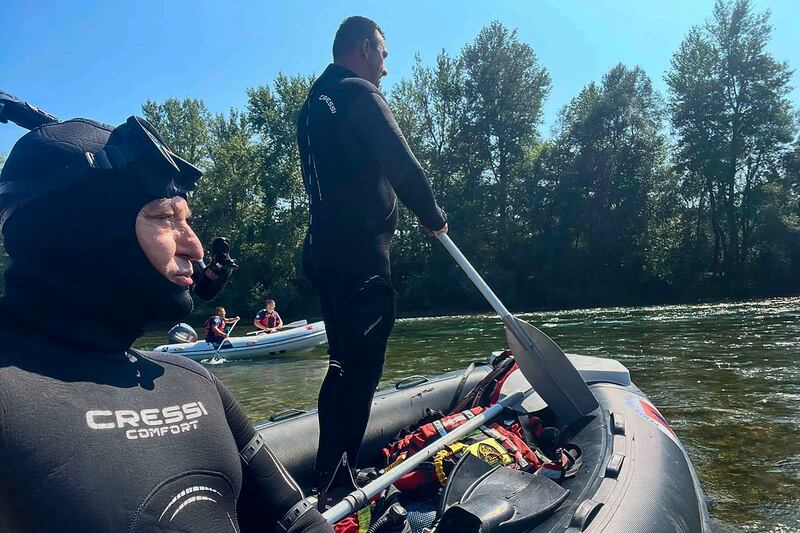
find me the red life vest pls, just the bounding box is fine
[258,310,280,329]
[380,408,543,491]
[204,317,225,342]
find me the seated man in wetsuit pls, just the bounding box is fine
[206,306,240,346]
[254,299,283,334]
[0,116,331,532]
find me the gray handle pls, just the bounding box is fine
[436,233,511,319]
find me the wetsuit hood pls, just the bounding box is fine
[0,118,195,353]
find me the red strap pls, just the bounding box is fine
[490,362,519,404]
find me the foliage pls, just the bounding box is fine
[665,0,797,294]
[532,64,669,306]
[142,98,211,167]
[1,9,797,316]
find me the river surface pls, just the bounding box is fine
[137,296,800,532]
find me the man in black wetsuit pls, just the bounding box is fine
[0,116,331,532]
[296,16,448,496]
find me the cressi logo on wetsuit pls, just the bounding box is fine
[86,401,209,440]
[297,63,446,285]
[318,94,336,113]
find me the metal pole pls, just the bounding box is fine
[323,391,525,523]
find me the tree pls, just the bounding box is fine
[666,0,796,291]
[142,98,211,167]
[533,64,668,305]
[246,74,317,314]
[749,138,800,293]
[461,21,551,246]
[388,52,482,309]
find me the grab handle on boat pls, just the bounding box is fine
[395,376,429,389]
[268,408,307,422]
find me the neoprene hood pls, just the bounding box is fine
[0,118,202,353]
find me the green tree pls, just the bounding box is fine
[389,23,552,309]
[142,98,211,167]
[389,52,483,309]
[461,21,551,246]
[533,64,667,305]
[749,138,800,293]
[246,74,317,315]
[665,0,796,291]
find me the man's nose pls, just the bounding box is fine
[178,223,205,262]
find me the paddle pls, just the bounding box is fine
[245,319,309,336]
[209,317,240,364]
[436,233,598,427]
[322,389,529,524]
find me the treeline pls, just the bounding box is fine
[2,0,799,321]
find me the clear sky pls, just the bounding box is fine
[1,0,798,156]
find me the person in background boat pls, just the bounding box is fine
[0,115,332,533]
[254,299,283,334]
[205,306,240,346]
[296,15,448,501]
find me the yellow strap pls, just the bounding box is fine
[357,506,371,533]
[433,443,467,486]
[385,451,407,472]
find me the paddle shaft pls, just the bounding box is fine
[246,319,308,336]
[437,234,511,318]
[323,390,525,524]
[213,318,240,355]
[437,233,532,339]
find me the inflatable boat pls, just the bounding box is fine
[257,353,710,532]
[154,321,327,361]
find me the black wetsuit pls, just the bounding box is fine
[0,325,311,532]
[297,64,446,485]
[0,118,331,532]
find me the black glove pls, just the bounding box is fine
[192,237,239,301]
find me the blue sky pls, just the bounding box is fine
[2,0,798,156]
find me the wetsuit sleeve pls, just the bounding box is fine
[255,310,266,321]
[346,91,447,231]
[213,376,332,532]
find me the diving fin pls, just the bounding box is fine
[438,454,570,533]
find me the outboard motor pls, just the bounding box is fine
[167,323,198,344]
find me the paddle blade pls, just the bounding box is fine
[504,317,598,426]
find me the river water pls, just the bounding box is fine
[137,296,800,532]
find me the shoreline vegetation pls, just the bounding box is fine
[148,293,799,340]
[2,0,799,324]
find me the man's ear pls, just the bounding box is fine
[360,38,371,60]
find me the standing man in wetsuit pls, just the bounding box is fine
[0,115,331,532]
[297,16,448,497]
